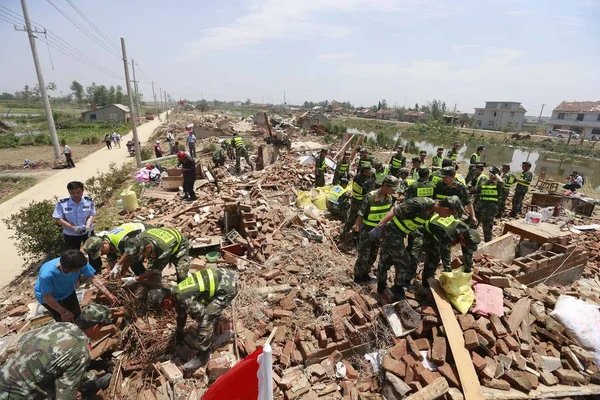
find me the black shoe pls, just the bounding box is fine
[390,285,405,301]
[377,282,387,294]
[422,279,431,289]
[354,275,367,284]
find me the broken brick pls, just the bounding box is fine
[430,336,447,364]
[335,290,357,305]
[382,356,407,378]
[389,339,407,360]
[464,329,480,350]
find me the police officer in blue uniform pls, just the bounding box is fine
[53,181,99,271]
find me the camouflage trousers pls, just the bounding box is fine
[511,186,528,216]
[179,272,238,351]
[498,188,510,217]
[343,200,362,234]
[235,147,252,172]
[353,225,380,279]
[475,201,498,242]
[314,174,325,188]
[422,234,453,284]
[377,224,413,288]
[332,171,347,186]
[407,229,424,268]
[326,199,350,222]
[213,154,226,167]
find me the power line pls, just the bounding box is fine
[46,0,121,59]
[64,0,120,53]
[134,61,151,83]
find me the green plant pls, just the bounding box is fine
[3,200,64,262]
[140,147,152,161]
[203,142,217,153]
[85,163,133,206]
[323,134,337,144]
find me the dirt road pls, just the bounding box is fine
[0,112,167,289]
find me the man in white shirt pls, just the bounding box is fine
[564,171,584,191]
[61,141,75,168]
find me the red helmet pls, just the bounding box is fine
[177,151,185,160]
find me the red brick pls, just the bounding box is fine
[382,356,407,378]
[409,381,423,392]
[402,354,419,367]
[407,336,424,360]
[273,309,293,319]
[280,298,297,311]
[328,350,343,363]
[489,314,507,338]
[84,324,117,341]
[405,366,415,383]
[418,369,441,386]
[475,318,496,342]
[437,363,461,389]
[335,290,357,305]
[495,339,510,355]
[389,339,407,360]
[421,305,437,315]
[340,380,354,396]
[318,330,327,348]
[261,269,280,280]
[207,357,230,381]
[522,371,539,389]
[281,341,293,367]
[489,276,510,288]
[351,306,366,325]
[331,303,352,318]
[458,314,475,331]
[472,352,486,371]
[342,360,359,380]
[503,335,520,352]
[431,336,447,364]
[464,329,480,350]
[414,337,430,352]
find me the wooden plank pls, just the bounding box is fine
[507,298,531,332]
[483,383,600,399]
[403,377,449,400]
[502,221,570,244]
[429,279,484,400]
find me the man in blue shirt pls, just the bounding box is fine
[53,181,97,263]
[34,249,117,322]
[187,128,197,158]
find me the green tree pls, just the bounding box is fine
[115,85,124,104]
[414,102,419,111]
[70,80,84,105]
[86,82,97,105]
[107,85,116,104]
[381,99,388,109]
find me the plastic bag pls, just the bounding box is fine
[551,295,600,366]
[439,269,474,314]
[472,283,504,317]
[295,191,313,207]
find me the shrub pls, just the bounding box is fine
[85,163,132,206]
[203,142,217,153]
[3,200,64,262]
[140,147,152,161]
[0,135,20,148]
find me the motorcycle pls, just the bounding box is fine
[126,140,137,156]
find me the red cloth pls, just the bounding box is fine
[203,347,264,400]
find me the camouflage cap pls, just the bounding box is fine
[398,167,410,176]
[77,303,111,328]
[465,228,481,248]
[123,237,143,258]
[83,236,104,260]
[441,158,453,168]
[443,195,464,215]
[475,163,485,169]
[453,141,460,146]
[146,288,171,310]
[440,166,456,177]
[382,175,399,188]
[477,145,485,150]
[502,163,510,168]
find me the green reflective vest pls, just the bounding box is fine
[316,157,326,171]
[432,155,443,168]
[392,214,427,234]
[475,174,489,186]
[359,158,372,168]
[504,172,516,187]
[375,168,390,185]
[390,155,405,169]
[141,228,183,255]
[431,174,442,185]
[105,223,146,254]
[172,268,217,304]
[456,175,466,185]
[447,150,458,162]
[337,162,349,173]
[479,184,499,202]
[517,172,531,187]
[327,185,347,204]
[363,198,392,227]
[233,136,244,147]
[413,181,435,198]
[224,139,232,146]
[425,214,461,241]
[404,178,416,186]
[352,181,366,201]
[471,153,481,164]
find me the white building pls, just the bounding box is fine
[474,101,526,130]
[547,101,600,139]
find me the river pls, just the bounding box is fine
[347,128,600,190]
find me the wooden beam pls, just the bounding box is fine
[429,279,484,400]
[482,383,600,399]
[403,377,449,400]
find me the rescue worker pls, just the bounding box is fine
[374,162,390,188]
[410,157,422,180]
[466,145,485,182]
[212,145,227,167]
[468,163,488,192]
[473,168,504,242]
[369,196,463,299]
[0,321,112,399]
[34,249,117,323]
[343,167,375,243]
[177,151,197,201]
[430,159,453,185]
[396,168,412,196]
[355,148,375,174]
[405,167,436,265]
[233,132,253,172]
[314,148,329,188]
[419,150,427,165]
[389,147,407,178]
[510,161,533,217]
[122,227,190,287]
[147,268,237,372]
[431,148,444,169]
[326,178,351,221]
[498,164,515,217]
[332,151,351,185]
[422,217,481,287]
[83,222,152,279]
[446,141,461,163]
[353,176,398,283]
[53,181,96,263]
[224,138,235,159]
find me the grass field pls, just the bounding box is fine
[0,175,36,204]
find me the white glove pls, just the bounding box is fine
[110,264,122,279]
[74,225,87,235]
[121,277,137,287]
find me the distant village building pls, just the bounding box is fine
[474,101,526,130]
[403,111,430,123]
[547,101,600,139]
[442,112,470,126]
[376,109,399,120]
[355,108,377,119]
[296,111,329,129]
[81,104,131,123]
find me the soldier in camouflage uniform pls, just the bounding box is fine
[446,141,461,163]
[0,309,113,399]
[421,216,481,287]
[405,167,436,266]
[369,196,463,300]
[212,145,227,167]
[355,148,375,174]
[343,167,374,241]
[388,147,407,178]
[409,157,422,180]
[314,148,329,188]
[147,268,238,372]
[326,178,351,221]
[498,164,516,217]
[396,168,412,196]
[233,132,253,172]
[510,161,533,217]
[474,168,504,242]
[353,176,398,283]
[431,148,444,170]
[332,151,351,185]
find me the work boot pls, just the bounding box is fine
[377,282,387,294]
[81,373,112,392]
[390,285,405,301]
[184,350,210,372]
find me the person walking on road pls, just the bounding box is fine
[61,141,75,168]
[103,133,112,150]
[112,131,121,148]
[187,129,197,158]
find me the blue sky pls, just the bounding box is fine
[1,0,599,114]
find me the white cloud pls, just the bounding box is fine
[504,10,534,16]
[555,16,585,27]
[451,44,483,51]
[318,52,355,63]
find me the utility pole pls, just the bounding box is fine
[284,90,286,105]
[17,0,60,160]
[151,81,157,113]
[450,103,458,127]
[538,104,546,124]
[164,91,169,121]
[159,87,163,111]
[120,38,142,167]
[131,59,141,120]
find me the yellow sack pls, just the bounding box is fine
[310,186,331,211]
[439,269,474,314]
[295,191,313,207]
